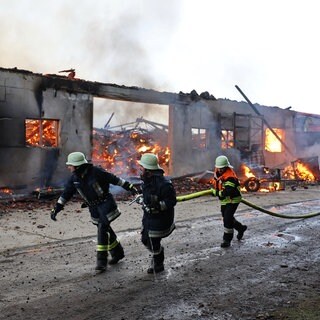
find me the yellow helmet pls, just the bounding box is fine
[215,155,233,168]
[66,152,88,166]
[138,153,163,170]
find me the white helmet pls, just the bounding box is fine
[215,155,233,168]
[66,152,88,166]
[138,153,163,170]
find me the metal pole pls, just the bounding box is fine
[235,85,294,157]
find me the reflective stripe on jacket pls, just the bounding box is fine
[213,168,242,205]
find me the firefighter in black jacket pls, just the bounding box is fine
[211,155,247,248]
[50,152,138,272]
[137,153,176,274]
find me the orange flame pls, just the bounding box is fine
[92,129,170,176]
[241,164,256,178]
[283,162,315,181]
[265,128,283,153]
[25,119,58,147]
[0,188,13,195]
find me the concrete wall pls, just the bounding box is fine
[169,97,318,176]
[169,101,221,175]
[0,70,93,191]
[213,99,297,168]
[1,67,319,191]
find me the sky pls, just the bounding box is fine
[1,0,320,128]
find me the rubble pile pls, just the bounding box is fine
[92,118,170,176]
[0,176,211,214]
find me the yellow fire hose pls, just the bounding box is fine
[176,189,320,219]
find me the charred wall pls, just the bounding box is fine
[1,67,319,192]
[210,99,298,168]
[169,97,316,176]
[169,100,220,175]
[0,69,93,192]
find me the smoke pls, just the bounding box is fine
[93,99,168,129]
[81,1,181,127]
[0,0,182,127]
[299,143,320,162]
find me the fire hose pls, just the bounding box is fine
[176,189,320,219]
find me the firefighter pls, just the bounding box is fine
[50,151,138,272]
[138,153,176,274]
[211,155,247,248]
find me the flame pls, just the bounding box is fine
[265,128,283,152]
[272,182,281,190]
[25,119,58,147]
[92,129,170,176]
[240,159,316,193]
[221,130,234,149]
[241,164,255,178]
[283,162,316,181]
[240,145,318,193]
[0,188,13,195]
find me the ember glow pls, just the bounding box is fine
[25,119,59,147]
[0,188,13,194]
[92,129,170,176]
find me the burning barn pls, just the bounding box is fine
[1,67,320,196]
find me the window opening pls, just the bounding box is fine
[264,128,283,152]
[221,129,234,149]
[191,128,207,149]
[25,119,59,147]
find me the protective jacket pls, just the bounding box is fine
[141,170,176,238]
[57,163,131,224]
[212,167,242,205]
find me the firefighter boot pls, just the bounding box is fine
[237,225,247,240]
[220,240,231,248]
[221,232,233,248]
[95,251,108,271]
[147,247,165,274]
[109,243,125,265]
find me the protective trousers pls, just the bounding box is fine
[96,223,122,270]
[221,203,243,242]
[141,228,164,273]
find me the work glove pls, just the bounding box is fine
[131,186,139,195]
[211,188,217,197]
[50,203,64,221]
[143,194,162,213]
[123,181,139,195]
[142,204,163,214]
[211,188,223,199]
[142,199,162,214]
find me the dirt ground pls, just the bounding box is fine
[0,185,320,320]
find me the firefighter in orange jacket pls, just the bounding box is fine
[211,155,247,248]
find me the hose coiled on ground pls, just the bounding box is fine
[176,189,320,219]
